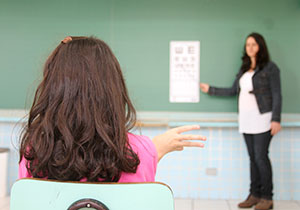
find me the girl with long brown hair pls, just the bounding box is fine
[19,36,206,182]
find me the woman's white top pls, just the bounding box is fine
[238,71,272,134]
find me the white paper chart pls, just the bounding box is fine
[169,41,200,103]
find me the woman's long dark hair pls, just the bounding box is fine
[20,36,140,182]
[240,32,270,73]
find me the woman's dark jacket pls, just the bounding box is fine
[208,61,282,122]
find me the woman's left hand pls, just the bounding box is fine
[271,121,281,136]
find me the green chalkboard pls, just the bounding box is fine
[0,0,299,112]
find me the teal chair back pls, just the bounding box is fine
[10,178,174,210]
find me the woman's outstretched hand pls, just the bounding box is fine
[152,125,206,162]
[271,121,281,136]
[200,83,210,93]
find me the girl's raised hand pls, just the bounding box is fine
[152,125,206,161]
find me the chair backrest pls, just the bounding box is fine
[10,178,174,210]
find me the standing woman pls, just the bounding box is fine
[200,33,281,210]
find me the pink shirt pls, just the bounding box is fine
[19,133,158,182]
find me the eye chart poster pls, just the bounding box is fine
[169,41,200,103]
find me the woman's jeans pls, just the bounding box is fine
[243,130,273,200]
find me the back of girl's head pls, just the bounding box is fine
[20,36,139,182]
[241,32,270,72]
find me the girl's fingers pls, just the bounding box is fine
[180,141,205,147]
[176,134,206,141]
[172,125,200,134]
[175,146,184,151]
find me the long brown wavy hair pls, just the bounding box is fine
[20,36,140,182]
[240,32,270,73]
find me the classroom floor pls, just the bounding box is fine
[174,199,300,210]
[1,197,300,210]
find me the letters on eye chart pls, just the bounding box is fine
[169,41,200,103]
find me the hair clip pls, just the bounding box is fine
[61,36,72,44]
